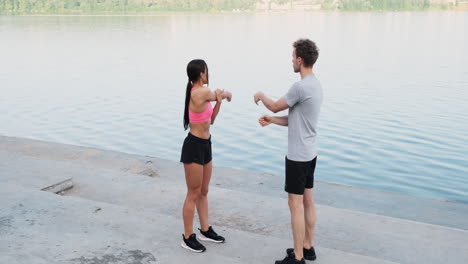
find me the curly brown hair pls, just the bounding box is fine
[293,39,319,67]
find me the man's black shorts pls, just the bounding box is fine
[285,156,317,195]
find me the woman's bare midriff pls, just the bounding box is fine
[189,122,211,139]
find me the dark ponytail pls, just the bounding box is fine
[183,59,209,130]
[183,79,192,130]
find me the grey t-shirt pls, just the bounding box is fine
[284,74,323,162]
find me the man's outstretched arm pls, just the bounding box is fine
[258,115,288,127]
[254,92,289,114]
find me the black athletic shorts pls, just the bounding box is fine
[180,133,212,165]
[284,156,317,195]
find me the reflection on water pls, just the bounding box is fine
[1,12,467,203]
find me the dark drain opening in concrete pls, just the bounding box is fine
[41,178,74,195]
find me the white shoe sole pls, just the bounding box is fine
[198,233,225,243]
[180,241,205,253]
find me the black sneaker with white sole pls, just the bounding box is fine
[198,226,225,243]
[286,247,316,261]
[180,233,206,253]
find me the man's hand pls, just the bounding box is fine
[258,115,273,127]
[254,91,264,105]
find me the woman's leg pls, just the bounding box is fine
[183,162,204,238]
[197,161,212,231]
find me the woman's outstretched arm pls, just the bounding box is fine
[211,89,232,124]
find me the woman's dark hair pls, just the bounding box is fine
[184,59,209,130]
[293,39,319,67]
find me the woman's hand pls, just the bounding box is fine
[215,89,224,103]
[225,91,232,102]
[216,89,232,102]
[258,115,272,127]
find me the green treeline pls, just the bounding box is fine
[0,0,459,14]
[0,0,255,13]
[321,0,435,10]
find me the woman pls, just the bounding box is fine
[180,59,232,253]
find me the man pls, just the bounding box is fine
[254,39,323,264]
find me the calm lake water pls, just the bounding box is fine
[1,12,467,203]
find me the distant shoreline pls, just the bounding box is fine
[1,9,468,17]
[2,0,468,15]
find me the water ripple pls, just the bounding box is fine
[1,13,467,203]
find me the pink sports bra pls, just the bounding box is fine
[189,87,213,123]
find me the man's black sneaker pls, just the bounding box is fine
[275,253,306,264]
[180,234,206,253]
[198,226,225,243]
[286,247,316,261]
